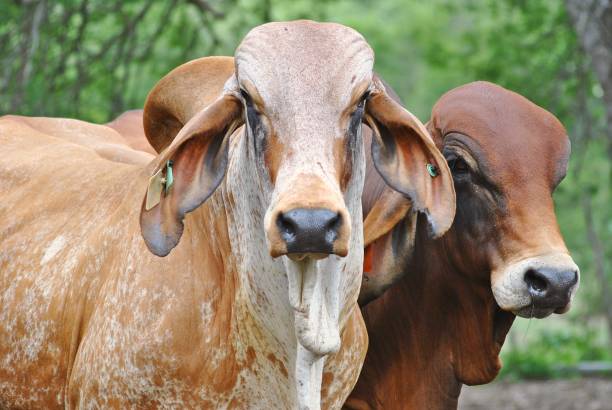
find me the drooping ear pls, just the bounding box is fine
[359,133,417,305]
[140,92,243,256]
[143,56,235,153]
[359,209,418,306]
[363,188,411,247]
[364,78,455,238]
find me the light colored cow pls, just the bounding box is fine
[106,110,155,155]
[0,21,454,409]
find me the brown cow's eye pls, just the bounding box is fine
[348,92,368,138]
[447,156,470,180]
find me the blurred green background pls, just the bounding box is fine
[1,0,610,381]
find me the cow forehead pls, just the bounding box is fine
[235,20,374,112]
[433,81,570,187]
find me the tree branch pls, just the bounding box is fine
[186,0,224,18]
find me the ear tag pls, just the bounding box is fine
[145,167,165,210]
[427,163,438,177]
[145,160,175,210]
[164,160,174,194]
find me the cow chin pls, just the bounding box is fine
[284,256,342,356]
[491,253,579,319]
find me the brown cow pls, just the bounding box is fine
[105,109,155,155]
[345,81,579,409]
[0,21,455,409]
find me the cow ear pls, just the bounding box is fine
[359,210,418,306]
[363,187,411,247]
[139,93,243,256]
[143,56,235,153]
[364,79,455,238]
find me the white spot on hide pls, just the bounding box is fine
[40,236,66,265]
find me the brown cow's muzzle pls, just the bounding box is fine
[492,252,579,318]
[524,266,578,315]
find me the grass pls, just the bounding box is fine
[498,315,612,380]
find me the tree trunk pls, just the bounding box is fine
[10,0,47,112]
[582,196,612,347]
[566,0,612,159]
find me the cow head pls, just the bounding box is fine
[428,81,579,318]
[363,82,578,318]
[139,20,454,408]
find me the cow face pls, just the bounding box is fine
[139,23,454,271]
[429,82,579,318]
[234,21,371,259]
[139,21,454,258]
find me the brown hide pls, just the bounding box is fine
[4,115,154,165]
[0,115,247,407]
[106,109,156,155]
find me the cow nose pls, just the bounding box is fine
[277,208,342,256]
[524,267,578,309]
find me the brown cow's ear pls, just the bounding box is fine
[364,80,455,238]
[359,211,418,306]
[363,188,412,247]
[139,93,243,256]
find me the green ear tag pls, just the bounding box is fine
[427,163,438,177]
[165,160,174,194]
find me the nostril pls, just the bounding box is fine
[324,212,342,243]
[277,213,297,242]
[524,269,548,294]
[570,270,578,286]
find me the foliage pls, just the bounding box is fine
[500,325,612,380]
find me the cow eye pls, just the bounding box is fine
[240,89,266,154]
[447,156,470,180]
[348,91,369,138]
[357,91,370,109]
[353,92,369,117]
[240,88,250,102]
